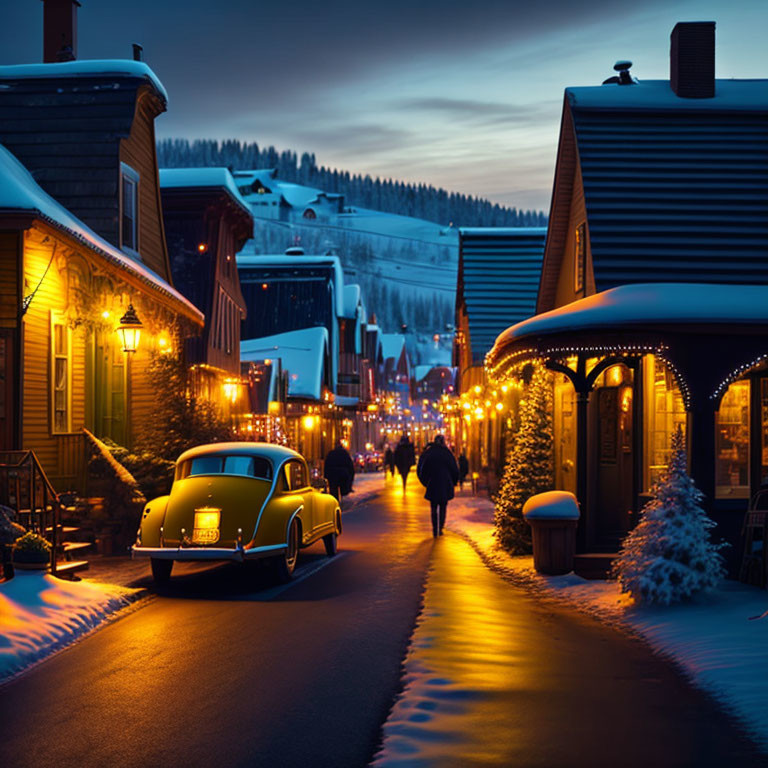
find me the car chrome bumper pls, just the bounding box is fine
[131,544,287,562]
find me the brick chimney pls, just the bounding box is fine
[670,21,715,98]
[43,0,81,63]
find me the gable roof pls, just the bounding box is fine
[381,333,406,362]
[539,78,768,310]
[458,227,547,363]
[0,143,202,324]
[159,168,253,219]
[240,326,328,401]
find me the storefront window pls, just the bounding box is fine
[554,373,577,494]
[761,379,768,487]
[643,356,686,491]
[716,379,750,498]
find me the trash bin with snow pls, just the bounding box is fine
[522,491,580,575]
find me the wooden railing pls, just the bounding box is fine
[0,450,62,575]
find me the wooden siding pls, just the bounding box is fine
[119,88,172,282]
[553,160,596,308]
[0,231,20,328]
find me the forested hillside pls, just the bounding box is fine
[157,138,546,228]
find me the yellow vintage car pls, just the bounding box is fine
[131,443,341,583]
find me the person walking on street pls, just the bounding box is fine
[324,441,355,504]
[384,444,395,478]
[458,452,469,491]
[393,434,415,492]
[417,434,459,537]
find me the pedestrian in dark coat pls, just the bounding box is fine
[417,435,459,537]
[458,453,469,491]
[393,434,416,491]
[384,445,395,477]
[324,441,355,503]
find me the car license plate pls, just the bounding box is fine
[193,508,221,544]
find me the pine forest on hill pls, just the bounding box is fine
[157,138,547,228]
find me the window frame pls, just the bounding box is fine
[50,310,72,435]
[119,162,140,257]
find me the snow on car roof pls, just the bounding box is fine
[159,168,252,218]
[0,144,202,324]
[0,60,169,104]
[176,442,302,466]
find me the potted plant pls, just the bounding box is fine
[12,531,52,571]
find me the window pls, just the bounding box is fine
[120,162,139,254]
[50,312,72,434]
[716,379,750,498]
[180,455,272,480]
[643,356,686,491]
[574,222,586,293]
[287,460,308,490]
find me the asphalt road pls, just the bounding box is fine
[1,473,766,768]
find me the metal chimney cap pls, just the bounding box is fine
[614,60,633,72]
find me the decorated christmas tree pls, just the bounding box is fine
[613,426,725,605]
[494,364,553,553]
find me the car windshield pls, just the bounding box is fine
[178,455,273,480]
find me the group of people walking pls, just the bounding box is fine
[323,434,468,538]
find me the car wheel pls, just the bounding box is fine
[150,558,173,584]
[274,518,299,582]
[323,531,338,557]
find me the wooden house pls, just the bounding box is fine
[0,10,204,489]
[159,168,252,419]
[381,333,411,406]
[486,22,768,568]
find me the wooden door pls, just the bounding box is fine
[91,330,127,446]
[594,385,634,549]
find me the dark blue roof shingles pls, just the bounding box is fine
[458,228,547,363]
[569,80,768,290]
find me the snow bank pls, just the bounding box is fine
[0,572,140,683]
[447,493,768,747]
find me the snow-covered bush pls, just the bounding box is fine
[493,364,553,554]
[613,427,725,605]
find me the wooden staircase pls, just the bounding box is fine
[0,450,90,578]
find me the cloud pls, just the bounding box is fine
[394,97,560,127]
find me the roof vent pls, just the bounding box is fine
[602,60,636,85]
[132,43,143,62]
[284,246,305,256]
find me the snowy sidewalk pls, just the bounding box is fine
[0,572,141,684]
[443,490,768,749]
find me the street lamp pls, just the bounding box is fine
[116,304,142,353]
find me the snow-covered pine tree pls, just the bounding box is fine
[612,426,725,605]
[493,364,554,553]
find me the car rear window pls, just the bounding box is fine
[177,455,273,480]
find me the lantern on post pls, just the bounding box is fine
[116,304,142,353]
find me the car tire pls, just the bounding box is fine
[323,531,338,557]
[274,518,299,582]
[150,558,173,584]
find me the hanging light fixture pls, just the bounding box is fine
[116,304,142,353]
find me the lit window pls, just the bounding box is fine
[716,379,750,498]
[120,162,139,254]
[574,222,586,293]
[50,312,71,434]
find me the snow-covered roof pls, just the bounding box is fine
[0,144,202,324]
[494,283,768,349]
[240,326,328,401]
[414,365,432,382]
[278,182,323,209]
[335,395,359,407]
[342,284,361,319]
[567,79,768,112]
[236,252,346,317]
[381,333,406,362]
[159,168,252,218]
[0,60,168,104]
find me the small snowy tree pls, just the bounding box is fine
[494,364,553,553]
[613,427,725,605]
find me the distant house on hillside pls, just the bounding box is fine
[381,333,411,406]
[159,168,253,418]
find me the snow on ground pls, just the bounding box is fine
[446,491,768,748]
[346,471,385,509]
[0,572,140,684]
